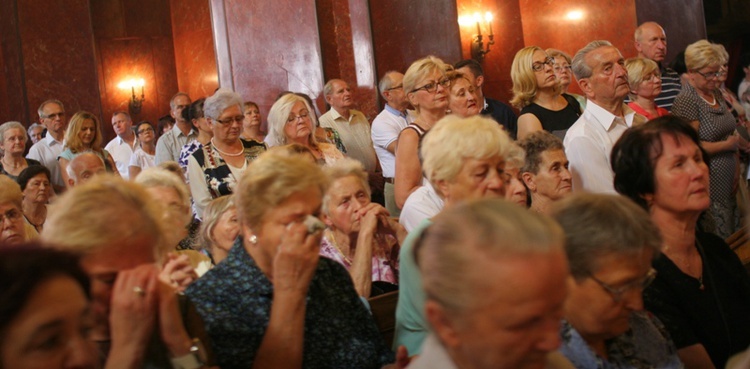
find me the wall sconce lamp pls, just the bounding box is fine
[117,78,145,115]
[459,12,494,62]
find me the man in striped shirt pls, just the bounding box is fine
[634,22,682,111]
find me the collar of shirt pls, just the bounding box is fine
[115,135,138,149]
[585,100,637,131]
[384,104,407,119]
[43,133,63,146]
[171,124,197,138]
[328,107,352,123]
[482,97,489,111]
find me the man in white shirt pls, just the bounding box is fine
[319,79,383,197]
[371,71,413,216]
[564,40,646,193]
[155,92,196,164]
[27,99,67,193]
[104,111,137,179]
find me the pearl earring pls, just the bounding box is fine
[248,234,258,244]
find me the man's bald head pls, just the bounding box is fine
[67,152,106,187]
[634,22,668,63]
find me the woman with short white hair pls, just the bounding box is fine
[625,57,669,120]
[0,121,41,180]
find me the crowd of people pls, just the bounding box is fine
[2,21,750,369]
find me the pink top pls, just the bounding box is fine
[627,101,669,121]
[319,233,399,285]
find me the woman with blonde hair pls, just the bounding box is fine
[0,175,36,245]
[58,111,117,186]
[625,57,669,120]
[199,195,239,265]
[445,71,480,117]
[512,46,581,140]
[394,55,450,208]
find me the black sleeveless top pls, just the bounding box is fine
[520,94,581,139]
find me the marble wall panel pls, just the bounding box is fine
[635,0,706,65]
[171,0,218,101]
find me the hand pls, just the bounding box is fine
[357,203,390,236]
[159,253,198,293]
[726,134,740,151]
[271,221,322,294]
[107,265,159,364]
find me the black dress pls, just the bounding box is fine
[643,231,750,368]
[519,93,581,139]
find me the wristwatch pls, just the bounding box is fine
[170,338,207,369]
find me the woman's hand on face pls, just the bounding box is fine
[108,264,159,360]
[159,253,198,293]
[272,221,322,295]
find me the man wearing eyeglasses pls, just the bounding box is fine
[371,71,413,216]
[455,59,518,139]
[320,79,383,201]
[155,92,196,165]
[634,22,681,111]
[27,99,68,193]
[105,111,137,179]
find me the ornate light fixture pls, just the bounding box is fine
[460,12,495,62]
[118,78,145,114]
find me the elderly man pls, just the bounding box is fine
[319,79,383,198]
[371,71,413,216]
[27,99,67,192]
[455,59,518,139]
[408,199,571,369]
[519,131,572,214]
[564,40,646,194]
[105,111,137,179]
[634,22,681,111]
[66,152,106,187]
[155,92,196,164]
[27,123,44,145]
[42,175,214,368]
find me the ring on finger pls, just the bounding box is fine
[133,286,145,296]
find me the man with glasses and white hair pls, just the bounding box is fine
[27,99,68,192]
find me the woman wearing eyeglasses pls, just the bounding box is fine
[394,55,450,209]
[265,93,344,165]
[511,46,582,141]
[187,89,267,218]
[612,116,750,369]
[128,121,157,179]
[672,40,744,239]
[625,58,669,120]
[552,193,682,369]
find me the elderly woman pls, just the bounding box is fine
[551,193,682,368]
[178,99,212,172]
[394,114,512,354]
[672,39,742,239]
[547,48,586,108]
[187,89,267,218]
[17,165,51,233]
[394,55,450,209]
[0,175,35,245]
[504,142,529,207]
[512,46,582,140]
[58,111,117,187]
[625,57,669,120]
[265,93,344,165]
[0,246,98,369]
[199,195,239,265]
[612,115,750,369]
[446,71,480,117]
[128,121,157,179]
[185,152,393,368]
[241,101,265,142]
[320,158,406,297]
[26,122,45,145]
[42,175,215,367]
[715,44,747,125]
[0,121,41,180]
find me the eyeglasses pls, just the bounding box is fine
[589,268,657,303]
[286,112,310,123]
[0,208,22,224]
[386,84,403,91]
[137,127,154,134]
[643,72,661,82]
[694,70,722,80]
[43,112,65,119]
[411,78,450,93]
[214,115,245,125]
[532,57,555,72]
[553,64,572,73]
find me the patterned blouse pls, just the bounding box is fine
[559,311,683,369]
[191,139,266,199]
[319,232,399,285]
[185,239,394,369]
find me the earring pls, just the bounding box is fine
[248,234,258,244]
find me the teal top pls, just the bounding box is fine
[392,218,432,354]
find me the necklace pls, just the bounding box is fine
[698,93,716,106]
[210,139,244,157]
[2,156,22,170]
[666,243,704,290]
[327,230,352,264]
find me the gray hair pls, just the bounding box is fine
[505,142,526,170]
[112,111,132,121]
[378,71,399,98]
[572,40,613,80]
[199,195,236,251]
[27,122,44,135]
[322,158,371,215]
[37,99,65,119]
[518,130,565,174]
[203,88,244,121]
[66,151,105,181]
[134,167,191,209]
[550,193,662,279]
[418,198,563,314]
[169,92,190,110]
[0,121,27,152]
[265,93,319,147]
[323,79,346,97]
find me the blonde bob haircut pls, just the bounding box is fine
[235,151,329,228]
[42,174,168,259]
[134,167,191,211]
[624,57,660,100]
[0,174,23,209]
[421,114,512,190]
[546,48,572,64]
[685,39,724,71]
[64,111,104,154]
[404,56,450,110]
[322,158,370,216]
[200,195,236,251]
[417,198,563,314]
[265,93,320,148]
[510,46,560,109]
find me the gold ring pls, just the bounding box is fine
[133,286,145,296]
